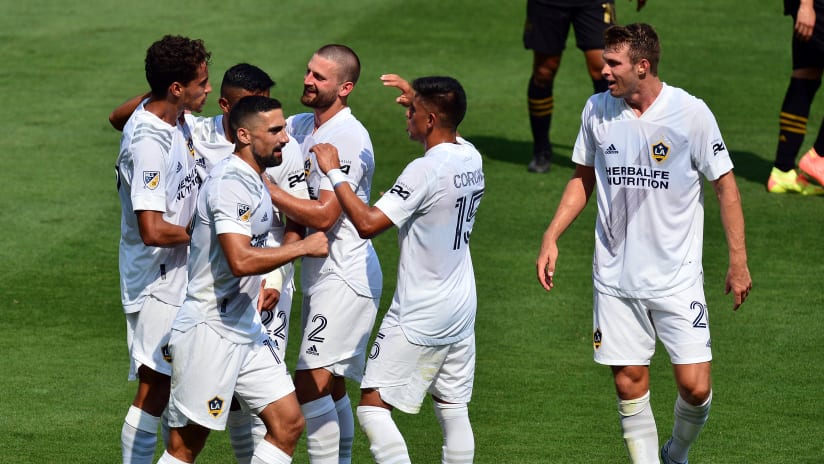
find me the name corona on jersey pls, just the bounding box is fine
[605,166,670,189]
[453,168,484,188]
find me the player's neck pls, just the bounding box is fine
[423,129,458,151]
[145,98,183,126]
[313,100,347,129]
[626,79,663,116]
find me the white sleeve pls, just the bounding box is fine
[130,138,169,213]
[211,176,255,237]
[691,101,733,181]
[374,158,433,228]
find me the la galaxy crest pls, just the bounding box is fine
[143,171,160,190]
[593,328,602,350]
[207,396,225,418]
[651,140,670,163]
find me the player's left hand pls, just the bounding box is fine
[725,263,751,311]
[311,143,341,174]
[257,279,281,312]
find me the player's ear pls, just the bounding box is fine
[218,97,231,114]
[169,81,184,98]
[638,59,650,77]
[236,126,251,145]
[338,81,354,98]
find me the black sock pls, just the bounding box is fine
[775,77,821,171]
[528,75,554,154]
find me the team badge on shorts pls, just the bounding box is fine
[237,203,251,222]
[207,396,225,418]
[651,140,670,163]
[143,171,160,190]
[593,328,602,350]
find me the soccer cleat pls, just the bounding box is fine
[766,167,824,195]
[527,151,551,173]
[660,439,688,464]
[798,148,824,187]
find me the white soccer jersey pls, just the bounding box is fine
[174,155,272,344]
[572,84,734,299]
[287,109,382,298]
[116,106,200,312]
[375,139,485,346]
[185,113,233,179]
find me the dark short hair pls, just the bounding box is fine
[228,95,283,136]
[145,35,211,97]
[315,44,361,85]
[221,63,275,95]
[604,23,661,75]
[412,76,467,130]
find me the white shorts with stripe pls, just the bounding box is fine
[124,295,178,380]
[361,324,475,414]
[165,323,295,430]
[296,277,379,381]
[593,277,712,366]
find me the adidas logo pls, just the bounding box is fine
[261,211,269,222]
[176,161,183,172]
[305,345,319,356]
[604,144,619,155]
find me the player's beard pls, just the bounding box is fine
[253,145,283,168]
[300,84,337,109]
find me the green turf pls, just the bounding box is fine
[1,0,822,462]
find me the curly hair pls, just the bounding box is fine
[145,35,211,97]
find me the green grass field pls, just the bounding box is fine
[1,0,822,462]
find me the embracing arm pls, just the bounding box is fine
[312,143,394,238]
[219,231,328,278]
[265,180,342,231]
[109,92,151,131]
[713,170,752,310]
[536,164,596,291]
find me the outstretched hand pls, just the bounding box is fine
[380,74,414,107]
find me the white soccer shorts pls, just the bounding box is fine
[260,286,294,364]
[124,295,179,380]
[166,323,295,430]
[296,277,379,381]
[592,277,713,366]
[361,324,475,414]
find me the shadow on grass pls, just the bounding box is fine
[465,135,575,171]
[728,149,772,185]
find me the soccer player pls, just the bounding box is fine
[111,63,310,463]
[158,95,328,464]
[767,0,824,194]
[115,35,211,464]
[523,0,645,173]
[265,44,382,464]
[535,23,752,463]
[313,75,484,464]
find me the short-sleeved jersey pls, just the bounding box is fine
[174,155,272,344]
[375,139,485,346]
[116,106,200,312]
[287,109,382,298]
[572,84,734,299]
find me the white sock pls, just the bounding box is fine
[335,395,354,464]
[667,391,712,463]
[251,414,267,449]
[433,402,474,464]
[617,391,659,464]
[228,409,256,464]
[160,408,170,449]
[356,405,410,464]
[122,405,160,464]
[252,439,292,464]
[301,396,340,463]
[157,450,189,464]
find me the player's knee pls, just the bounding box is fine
[281,412,305,444]
[679,384,712,405]
[531,69,555,87]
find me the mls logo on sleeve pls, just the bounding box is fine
[237,203,251,222]
[143,171,160,190]
[651,141,670,163]
[207,396,225,418]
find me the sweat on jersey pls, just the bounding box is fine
[173,155,273,345]
[116,106,200,312]
[573,83,734,299]
[287,108,382,299]
[376,139,485,346]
